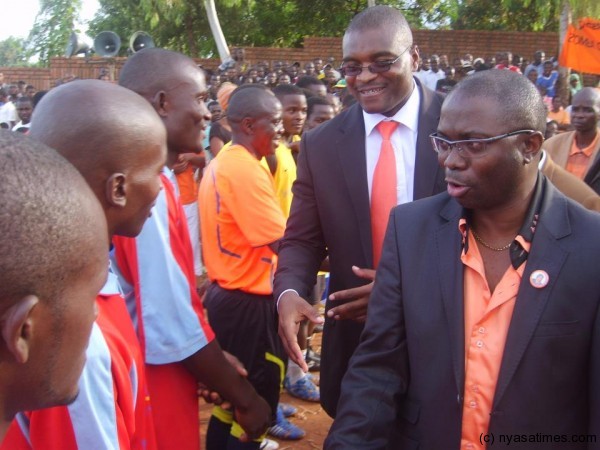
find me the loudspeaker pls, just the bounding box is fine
[129,32,155,54]
[93,31,122,57]
[65,32,90,58]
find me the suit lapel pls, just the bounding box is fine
[336,104,373,267]
[493,188,571,408]
[435,197,465,398]
[413,79,445,200]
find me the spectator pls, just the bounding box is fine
[536,60,559,98]
[296,76,327,98]
[210,82,236,155]
[544,87,600,193]
[568,73,583,104]
[305,96,335,131]
[435,66,457,94]
[420,54,445,91]
[11,97,32,133]
[547,96,571,131]
[524,50,545,78]
[494,51,521,72]
[0,89,17,129]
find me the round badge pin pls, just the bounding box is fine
[530,270,549,289]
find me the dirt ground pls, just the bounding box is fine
[199,332,333,449]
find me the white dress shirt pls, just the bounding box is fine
[363,81,421,206]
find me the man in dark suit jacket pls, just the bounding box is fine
[326,69,600,450]
[274,5,445,418]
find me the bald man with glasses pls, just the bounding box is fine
[274,5,445,418]
[326,69,600,450]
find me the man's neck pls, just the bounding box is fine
[576,128,599,148]
[166,151,179,169]
[470,178,537,240]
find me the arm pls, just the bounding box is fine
[325,212,408,448]
[183,340,271,442]
[274,135,328,368]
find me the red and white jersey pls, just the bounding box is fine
[2,270,157,450]
[111,170,214,363]
[111,169,214,450]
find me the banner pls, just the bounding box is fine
[559,17,600,75]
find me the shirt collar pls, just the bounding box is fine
[362,80,420,137]
[458,173,546,269]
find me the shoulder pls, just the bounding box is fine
[544,131,574,148]
[303,102,363,144]
[392,191,455,225]
[415,78,444,114]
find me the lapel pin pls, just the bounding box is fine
[530,270,549,289]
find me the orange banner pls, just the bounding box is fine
[559,17,600,74]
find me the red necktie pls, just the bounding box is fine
[371,120,399,268]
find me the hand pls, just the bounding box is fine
[327,266,375,323]
[197,351,248,407]
[278,291,324,372]
[234,394,272,442]
[172,159,189,174]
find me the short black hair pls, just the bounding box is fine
[296,76,324,89]
[307,96,331,117]
[272,84,304,101]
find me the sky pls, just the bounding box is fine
[0,0,100,41]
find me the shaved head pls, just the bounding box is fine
[228,86,278,127]
[448,69,547,133]
[30,80,167,237]
[0,130,106,309]
[118,48,200,99]
[118,48,211,162]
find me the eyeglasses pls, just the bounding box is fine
[430,130,535,159]
[339,45,412,77]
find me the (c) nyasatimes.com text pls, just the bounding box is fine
[480,432,597,446]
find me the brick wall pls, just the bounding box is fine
[0,30,565,89]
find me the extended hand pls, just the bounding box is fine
[327,266,375,322]
[278,291,324,372]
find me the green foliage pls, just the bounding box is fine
[22,0,600,64]
[28,0,83,64]
[0,37,31,67]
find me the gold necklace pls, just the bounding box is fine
[471,229,513,252]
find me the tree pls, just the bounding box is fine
[28,0,83,64]
[0,37,30,67]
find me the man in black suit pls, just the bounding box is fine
[326,69,600,449]
[274,5,445,417]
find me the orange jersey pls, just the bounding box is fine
[199,144,286,295]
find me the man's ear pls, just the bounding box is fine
[1,295,39,365]
[105,173,127,208]
[410,45,420,71]
[151,91,169,118]
[241,117,254,135]
[522,131,544,164]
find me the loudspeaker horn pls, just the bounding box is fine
[65,32,91,58]
[93,31,122,57]
[129,31,155,54]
